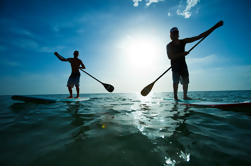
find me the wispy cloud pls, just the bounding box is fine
[131,0,199,17]
[187,54,218,65]
[146,0,164,6]
[132,0,164,7]
[39,46,66,53]
[186,54,231,70]
[11,28,35,38]
[177,0,200,18]
[13,38,39,50]
[189,65,251,91]
[10,38,65,54]
[5,61,22,67]
[132,0,142,7]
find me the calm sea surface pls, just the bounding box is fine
[0,91,251,166]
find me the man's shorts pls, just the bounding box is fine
[67,73,80,88]
[172,70,189,85]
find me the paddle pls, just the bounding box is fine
[141,21,223,96]
[54,52,114,93]
[140,37,208,96]
[80,69,114,92]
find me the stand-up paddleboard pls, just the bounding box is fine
[179,100,251,109]
[12,95,89,103]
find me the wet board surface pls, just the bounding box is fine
[12,95,89,103]
[179,100,251,108]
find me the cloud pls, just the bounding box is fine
[186,55,251,91]
[186,54,230,69]
[14,38,39,50]
[177,0,200,18]
[132,0,143,7]
[132,0,164,7]
[6,61,21,67]
[146,0,164,6]
[39,46,66,53]
[187,54,217,65]
[8,37,65,53]
[11,28,35,38]
[189,65,251,91]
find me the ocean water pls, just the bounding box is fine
[0,91,251,166]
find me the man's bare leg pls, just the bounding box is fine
[173,83,179,100]
[183,84,192,100]
[67,86,73,98]
[75,86,80,98]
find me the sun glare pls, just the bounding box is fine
[119,35,162,69]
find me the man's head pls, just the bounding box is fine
[170,27,179,41]
[73,50,79,58]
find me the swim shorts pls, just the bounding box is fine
[172,70,189,85]
[67,72,80,88]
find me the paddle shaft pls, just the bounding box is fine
[80,69,103,84]
[54,53,112,89]
[80,69,114,92]
[153,66,172,83]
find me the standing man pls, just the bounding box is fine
[54,50,86,98]
[166,21,223,100]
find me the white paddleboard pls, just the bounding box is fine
[179,100,251,108]
[12,95,89,103]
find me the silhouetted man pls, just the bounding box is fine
[167,21,223,100]
[54,50,86,98]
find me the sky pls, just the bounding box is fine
[0,0,250,95]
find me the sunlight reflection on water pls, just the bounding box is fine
[131,94,186,140]
[132,93,192,165]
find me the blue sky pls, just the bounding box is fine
[0,0,250,95]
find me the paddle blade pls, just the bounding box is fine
[141,82,155,96]
[103,83,114,92]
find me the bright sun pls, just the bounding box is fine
[119,34,162,69]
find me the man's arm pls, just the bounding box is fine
[54,52,69,62]
[79,60,86,69]
[183,21,223,43]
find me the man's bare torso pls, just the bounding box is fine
[68,58,82,73]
